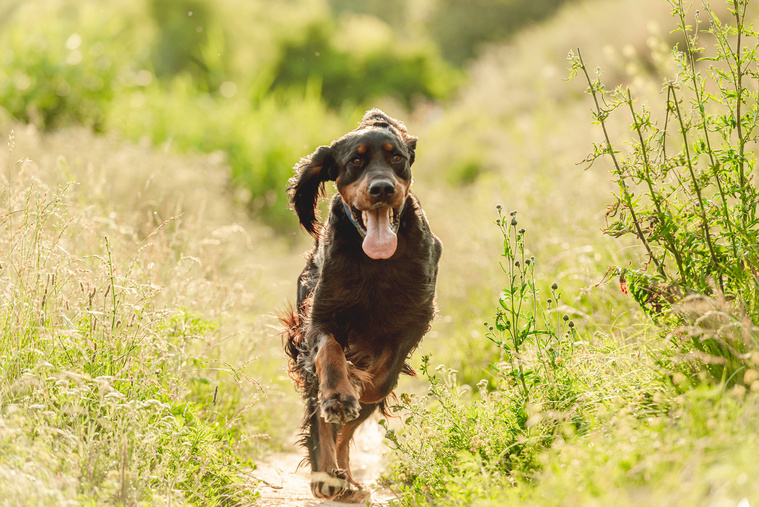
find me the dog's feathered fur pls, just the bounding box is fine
[282,109,441,502]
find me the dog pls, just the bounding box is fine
[282,109,442,502]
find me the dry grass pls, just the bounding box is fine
[0,122,310,503]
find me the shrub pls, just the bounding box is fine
[570,0,759,384]
[269,20,459,109]
[0,1,142,131]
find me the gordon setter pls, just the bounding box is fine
[282,109,442,502]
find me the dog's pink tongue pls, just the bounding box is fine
[362,208,397,259]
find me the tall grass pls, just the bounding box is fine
[0,125,307,504]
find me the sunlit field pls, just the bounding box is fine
[1,0,758,505]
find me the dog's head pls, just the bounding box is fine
[288,109,417,259]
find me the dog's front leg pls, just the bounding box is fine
[314,333,361,424]
[305,333,363,500]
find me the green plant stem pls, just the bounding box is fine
[668,83,725,292]
[731,1,748,189]
[105,237,118,331]
[626,90,687,284]
[506,222,529,399]
[676,0,740,268]
[576,49,667,280]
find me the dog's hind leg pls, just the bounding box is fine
[307,410,348,500]
[306,402,376,503]
[332,403,377,503]
[336,402,378,485]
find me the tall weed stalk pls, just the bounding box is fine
[570,0,759,383]
[383,209,583,505]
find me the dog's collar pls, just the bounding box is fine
[342,199,405,239]
[343,200,366,238]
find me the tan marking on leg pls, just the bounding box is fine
[315,336,360,424]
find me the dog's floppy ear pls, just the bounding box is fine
[404,134,417,166]
[287,145,337,236]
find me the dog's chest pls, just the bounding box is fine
[317,260,433,334]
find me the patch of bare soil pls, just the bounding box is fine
[253,418,398,506]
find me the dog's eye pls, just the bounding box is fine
[350,157,362,166]
[392,154,403,163]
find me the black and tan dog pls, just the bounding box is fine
[282,109,442,502]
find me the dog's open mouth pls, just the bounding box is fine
[347,204,402,260]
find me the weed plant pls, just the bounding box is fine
[383,209,585,505]
[0,132,259,504]
[570,0,759,384]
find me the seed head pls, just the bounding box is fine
[510,218,518,226]
[510,210,517,217]
[518,228,525,234]
[568,321,575,328]
[551,282,558,291]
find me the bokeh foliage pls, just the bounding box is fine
[0,0,579,226]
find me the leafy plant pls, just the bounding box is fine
[570,0,759,383]
[383,209,583,505]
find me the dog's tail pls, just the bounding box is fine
[280,304,321,470]
[279,304,309,392]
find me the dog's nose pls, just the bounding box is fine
[368,180,395,199]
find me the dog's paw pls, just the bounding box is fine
[310,469,348,499]
[320,392,361,424]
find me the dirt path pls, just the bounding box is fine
[252,418,398,506]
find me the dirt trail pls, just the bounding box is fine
[253,419,398,506]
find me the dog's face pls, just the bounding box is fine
[289,110,417,259]
[334,128,413,258]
